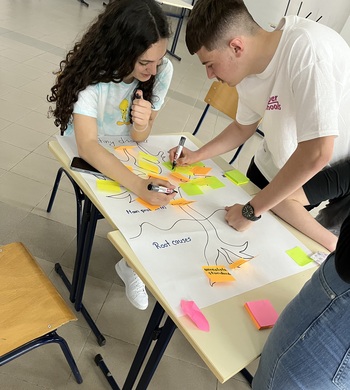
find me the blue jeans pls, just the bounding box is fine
[252,254,350,390]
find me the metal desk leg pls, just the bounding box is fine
[166,7,186,61]
[95,302,172,389]
[55,197,106,346]
[136,315,176,389]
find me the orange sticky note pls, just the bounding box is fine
[136,198,160,211]
[244,300,279,330]
[170,198,195,206]
[148,172,170,181]
[170,172,190,182]
[114,145,135,150]
[229,259,247,269]
[191,166,212,175]
[202,266,235,283]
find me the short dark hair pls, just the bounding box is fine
[186,0,258,54]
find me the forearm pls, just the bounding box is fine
[77,140,144,195]
[251,137,334,216]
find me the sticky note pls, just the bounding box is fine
[114,145,135,150]
[204,176,225,189]
[170,172,190,182]
[244,300,279,330]
[139,151,158,163]
[170,198,195,206]
[96,179,121,193]
[286,247,313,266]
[148,172,170,181]
[180,183,204,196]
[229,259,247,269]
[202,266,235,283]
[135,198,160,211]
[181,300,210,332]
[225,169,250,185]
[191,166,212,175]
[138,159,159,173]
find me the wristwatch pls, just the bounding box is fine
[242,202,261,221]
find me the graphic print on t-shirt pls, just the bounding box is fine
[116,98,131,126]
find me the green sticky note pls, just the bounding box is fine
[286,247,313,266]
[225,169,249,185]
[205,176,225,189]
[180,183,204,196]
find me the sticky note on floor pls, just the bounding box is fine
[96,179,121,193]
[202,266,235,283]
[244,300,279,330]
[225,169,249,185]
[286,247,313,266]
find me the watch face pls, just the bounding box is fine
[242,203,260,221]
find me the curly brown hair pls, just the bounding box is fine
[47,0,171,134]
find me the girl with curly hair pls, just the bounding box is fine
[48,0,175,310]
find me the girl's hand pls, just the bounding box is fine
[136,177,177,206]
[131,89,152,129]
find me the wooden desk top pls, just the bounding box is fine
[49,133,327,383]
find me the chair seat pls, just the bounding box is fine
[0,242,77,356]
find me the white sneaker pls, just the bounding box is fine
[115,259,148,310]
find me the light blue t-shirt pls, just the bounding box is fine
[65,57,173,136]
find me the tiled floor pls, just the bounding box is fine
[0,1,262,389]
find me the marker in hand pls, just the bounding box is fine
[147,183,177,194]
[172,136,186,170]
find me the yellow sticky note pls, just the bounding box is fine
[136,198,161,211]
[170,198,195,206]
[225,169,249,185]
[139,151,158,163]
[96,179,121,193]
[286,247,313,266]
[202,266,235,283]
[138,159,159,173]
[229,259,247,269]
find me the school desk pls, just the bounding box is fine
[48,133,327,388]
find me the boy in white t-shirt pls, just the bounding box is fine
[169,0,350,252]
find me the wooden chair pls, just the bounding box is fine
[0,242,82,384]
[193,81,264,164]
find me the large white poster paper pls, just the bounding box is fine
[57,135,316,316]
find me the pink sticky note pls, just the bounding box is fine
[244,300,279,330]
[180,300,210,332]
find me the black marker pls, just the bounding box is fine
[172,136,186,170]
[147,184,177,194]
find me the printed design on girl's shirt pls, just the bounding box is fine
[117,99,131,125]
[266,95,281,110]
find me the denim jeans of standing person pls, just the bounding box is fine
[252,253,350,390]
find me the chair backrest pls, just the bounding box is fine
[204,81,239,120]
[0,242,76,355]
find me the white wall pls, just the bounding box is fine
[341,15,350,45]
[244,0,350,32]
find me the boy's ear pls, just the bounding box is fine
[229,38,244,57]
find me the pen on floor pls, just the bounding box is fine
[172,136,186,170]
[147,184,178,194]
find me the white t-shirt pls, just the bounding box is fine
[236,16,350,181]
[65,57,173,136]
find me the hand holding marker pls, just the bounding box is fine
[172,136,186,169]
[147,184,177,194]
